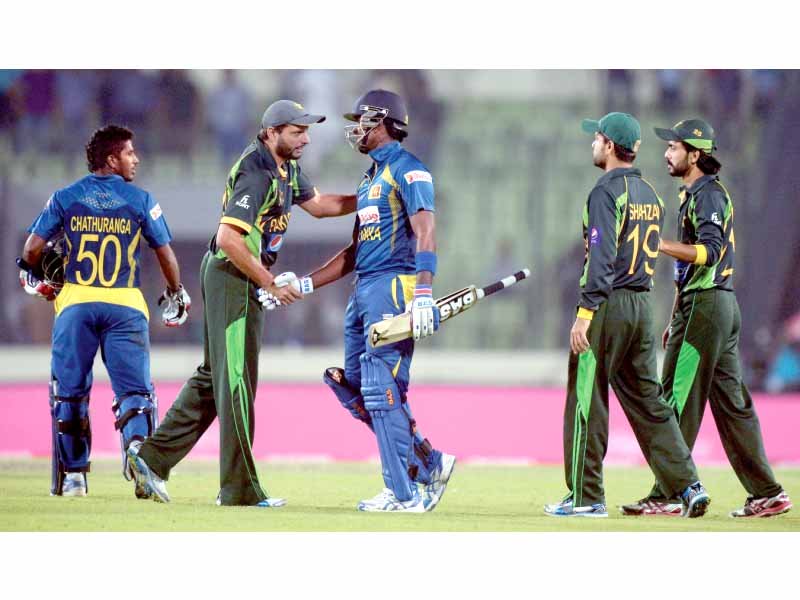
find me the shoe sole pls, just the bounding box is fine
[619,506,682,517]
[683,495,711,518]
[62,489,87,497]
[730,502,793,518]
[126,450,170,503]
[544,511,608,518]
[424,456,457,512]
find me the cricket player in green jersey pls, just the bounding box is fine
[621,119,792,518]
[545,112,710,518]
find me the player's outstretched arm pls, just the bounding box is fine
[300,193,357,218]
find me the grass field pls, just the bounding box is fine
[1,459,798,531]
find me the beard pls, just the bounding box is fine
[667,157,690,177]
[275,137,302,160]
[592,152,606,169]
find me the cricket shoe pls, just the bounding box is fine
[126,444,170,503]
[357,487,425,513]
[61,473,87,497]
[730,491,792,518]
[214,492,287,507]
[619,497,683,516]
[126,441,151,500]
[544,497,608,518]
[422,453,456,512]
[680,481,710,518]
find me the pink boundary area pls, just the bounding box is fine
[2,383,799,465]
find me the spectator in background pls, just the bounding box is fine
[13,70,56,158]
[156,70,201,168]
[0,70,23,145]
[604,70,636,116]
[55,70,99,170]
[656,70,684,114]
[701,70,742,149]
[752,70,785,119]
[97,70,158,153]
[766,311,800,393]
[207,70,253,167]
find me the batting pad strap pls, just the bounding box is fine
[577,307,595,321]
[692,244,708,265]
[415,251,437,275]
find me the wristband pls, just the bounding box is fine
[414,285,432,298]
[415,251,437,275]
[577,307,595,321]
[298,276,314,295]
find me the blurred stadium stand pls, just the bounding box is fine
[1,69,798,388]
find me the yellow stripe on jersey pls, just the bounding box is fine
[381,165,402,252]
[127,228,142,287]
[54,282,149,320]
[392,357,402,378]
[220,216,253,233]
[693,244,708,265]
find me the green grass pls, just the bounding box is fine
[1,459,798,531]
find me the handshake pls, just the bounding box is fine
[256,272,314,311]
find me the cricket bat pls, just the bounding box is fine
[368,268,531,348]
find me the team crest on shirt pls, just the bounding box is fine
[404,170,432,184]
[368,184,382,199]
[268,234,283,252]
[149,203,163,220]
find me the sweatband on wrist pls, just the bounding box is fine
[692,244,708,265]
[577,307,595,321]
[414,285,432,297]
[415,251,437,275]
[299,276,314,295]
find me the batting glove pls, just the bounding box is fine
[158,284,191,327]
[409,285,440,341]
[19,269,57,301]
[258,272,313,311]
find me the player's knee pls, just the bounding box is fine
[323,367,371,424]
[112,393,156,447]
[360,354,403,412]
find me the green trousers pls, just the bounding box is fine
[563,289,700,506]
[139,252,269,506]
[648,288,782,501]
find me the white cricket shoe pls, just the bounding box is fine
[423,453,456,512]
[126,443,170,503]
[357,487,425,513]
[62,473,87,497]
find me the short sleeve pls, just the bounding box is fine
[141,193,173,248]
[221,164,270,232]
[292,165,317,205]
[398,165,435,214]
[27,193,65,239]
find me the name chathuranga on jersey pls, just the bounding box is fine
[673,175,735,294]
[214,139,316,268]
[27,173,173,318]
[578,167,665,311]
[355,141,435,277]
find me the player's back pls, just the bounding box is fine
[607,171,664,291]
[58,174,156,290]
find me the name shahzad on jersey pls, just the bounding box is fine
[70,215,132,234]
[628,203,660,221]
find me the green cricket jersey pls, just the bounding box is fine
[579,167,665,312]
[673,175,735,294]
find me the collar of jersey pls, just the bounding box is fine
[90,173,124,182]
[368,141,402,164]
[681,174,718,195]
[596,166,640,187]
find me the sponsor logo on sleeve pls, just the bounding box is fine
[590,227,601,246]
[710,212,721,226]
[368,183,382,199]
[235,194,251,209]
[403,170,433,184]
[149,203,163,220]
[358,205,381,225]
[268,234,283,252]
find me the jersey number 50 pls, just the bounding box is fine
[74,233,123,287]
[626,223,659,276]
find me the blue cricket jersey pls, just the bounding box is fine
[27,173,172,319]
[355,141,435,277]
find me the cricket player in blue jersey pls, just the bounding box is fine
[19,125,190,498]
[268,90,456,512]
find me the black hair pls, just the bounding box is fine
[86,125,134,172]
[259,124,288,142]
[384,118,408,142]
[600,134,636,163]
[682,142,721,175]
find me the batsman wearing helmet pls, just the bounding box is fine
[271,90,456,512]
[545,112,711,518]
[620,119,792,518]
[19,124,189,498]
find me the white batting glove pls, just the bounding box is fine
[19,269,57,301]
[158,284,191,327]
[258,272,313,310]
[410,285,439,341]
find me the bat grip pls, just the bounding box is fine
[481,269,529,297]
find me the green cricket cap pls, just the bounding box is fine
[654,118,716,153]
[581,112,641,152]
